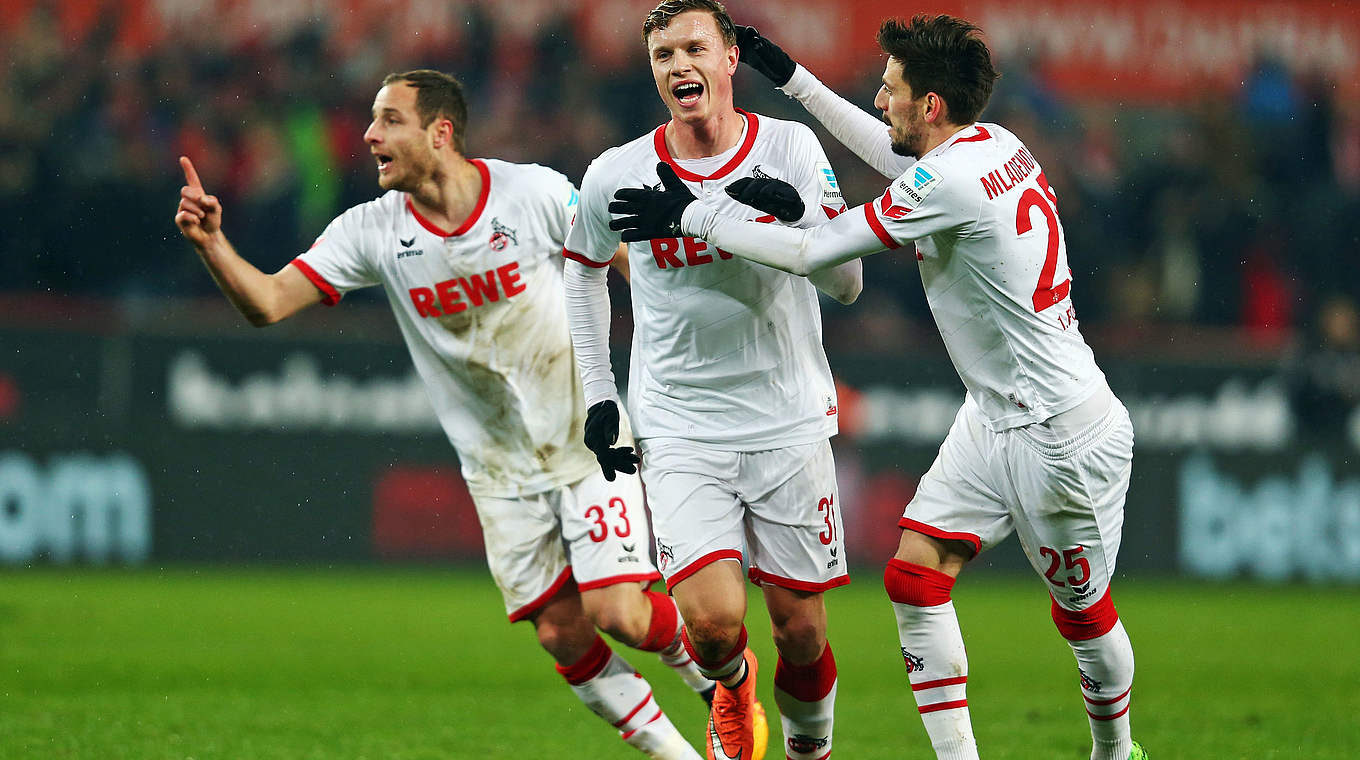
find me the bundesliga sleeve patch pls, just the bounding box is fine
[816,162,843,206]
[896,162,942,206]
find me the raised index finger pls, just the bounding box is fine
[179,156,203,191]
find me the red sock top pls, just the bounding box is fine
[883,559,956,606]
[774,641,838,702]
[555,634,612,685]
[636,590,681,652]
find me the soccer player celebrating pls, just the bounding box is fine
[562,2,863,758]
[609,15,1148,760]
[174,69,712,760]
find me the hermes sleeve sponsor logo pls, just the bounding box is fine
[815,162,843,202]
[489,217,518,251]
[896,164,942,207]
[407,261,528,318]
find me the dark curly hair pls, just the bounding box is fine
[877,15,999,125]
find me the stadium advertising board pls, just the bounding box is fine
[1,324,1357,582]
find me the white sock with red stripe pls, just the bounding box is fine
[1052,593,1135,760]
[636,590,714,696]
[557,635,701,759]
[884,560,979,760]
[773,642,838,760]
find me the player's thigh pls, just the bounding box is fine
[473,490,570,622]
[1008,400,1135,611]
[740,439,848,592]
[637,437,745,590]
[561,468,659,592]
[903,399,1014,557]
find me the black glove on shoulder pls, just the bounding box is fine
[726,177,805,222]
[583,400,639,482]
[736,25,796,87]
[608,163,696,243]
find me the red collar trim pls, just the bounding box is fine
[948,125,992,147]
[405,158,491,237]
[653,110,759,182]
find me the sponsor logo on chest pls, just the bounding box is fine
[406,261,527,318]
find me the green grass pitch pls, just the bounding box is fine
[1,568,1356,759]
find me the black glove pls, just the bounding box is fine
[726,177,805,222]
[608,163,696,243]
[583,400,639,482]
[736,25,796,87]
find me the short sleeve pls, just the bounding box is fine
[865,159,969,249]
[543,170,580,249]
[561,156,619,269]
[292,204,380,304]
[788,124,847,228]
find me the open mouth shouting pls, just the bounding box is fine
[375,152,395,174]
[672,81,704,108]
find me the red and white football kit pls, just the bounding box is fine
[691,62,1141,760]
[293,159,657,619]
[681,121,1134,615]
[563,111,851,592]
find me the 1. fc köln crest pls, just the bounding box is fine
[489,218,518,251]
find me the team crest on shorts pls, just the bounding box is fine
[489,218,518,251]
[656,540,674,571]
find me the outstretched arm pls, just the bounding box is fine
[174,156,321,325]
[682,198,887,276]
[723,177,862,304]
[738,26,912,179]
[610,164,889,277]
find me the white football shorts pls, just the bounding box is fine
[902,386,1134,611]
[475,466,658,622]
[638,437,849,593]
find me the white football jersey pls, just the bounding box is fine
[865,123,1105,429]
[293,159,598,497]
[565,111,846,449]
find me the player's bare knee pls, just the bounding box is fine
[683,615,743,660]
[894,530,971,574]
[586,604,646,645]
[769,616,825,664]
[534,617,599,663]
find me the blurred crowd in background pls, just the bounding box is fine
[2,0,1359,389]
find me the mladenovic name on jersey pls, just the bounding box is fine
[979,146,1039,201]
